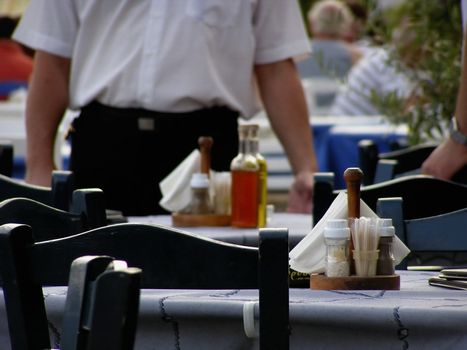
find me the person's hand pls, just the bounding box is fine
[421,138,467,180]
[287,171,314,213]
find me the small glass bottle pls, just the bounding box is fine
[187,173,212,214]
[231,125,259,228]
[377,218,395,275]
[248,124,268,228]
[324,219,350,277]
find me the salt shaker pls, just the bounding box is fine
[324,219,350,277]
[376,218,395,275]
[188,173,212,214]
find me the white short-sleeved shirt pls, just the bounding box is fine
[330,48,414,116]
[14,0,310,117]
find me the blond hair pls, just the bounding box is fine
[308,0,354,38]
[0,0,28,17]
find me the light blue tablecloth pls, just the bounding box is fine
[1,271,465,349]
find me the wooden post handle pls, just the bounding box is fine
[344,167,363,276]
[198,136,213,176]
[344,167,363,219]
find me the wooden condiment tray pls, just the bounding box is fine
[310,273,400,290]
[172,212,231,227]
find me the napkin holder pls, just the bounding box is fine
[171,136,232,227]
[309,168,400,291]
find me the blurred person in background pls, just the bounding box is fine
[0,13,32,100]
[330,17,418,116]
[297,0,362,80]
[13,1,318,215]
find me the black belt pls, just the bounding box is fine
[80,101,238,122]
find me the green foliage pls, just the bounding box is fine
[369,0,463,144]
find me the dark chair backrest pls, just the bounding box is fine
[61,256,141,350]
[358,139,467,185]
[377,197,467,269]
[11,223,290,291]
[84,267,141,350]
[0,223,141,350]
[0,142,13,178]
[0,170,75,211]
[313,174,467,225]
[259,228,289,350]
[0,223,289,350]
[0,189,107,241]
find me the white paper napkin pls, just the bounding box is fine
[158,150,232,214]
[289,192,411,274]
[159,149,200,212]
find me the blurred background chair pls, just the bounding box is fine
[313,173,467,225]
[0,169,127,225]
[377,197,467,269]
[358,139,467,185]
[0,223,141,350]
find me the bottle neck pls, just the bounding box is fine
[249,138,259,154]
[238,137,251,155]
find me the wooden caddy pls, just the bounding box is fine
[172,213,231,227]
[172,136,232,228]
[310,168,400,291]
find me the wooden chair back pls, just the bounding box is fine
[0,223,289,349]
[0,170,75,211]
[0,189,107,241]
[0,223,141,350]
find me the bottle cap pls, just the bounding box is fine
[379,218,395,237]
[190,173,210,189]
[324,219,350,238]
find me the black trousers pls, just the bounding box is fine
[68,102,239,216]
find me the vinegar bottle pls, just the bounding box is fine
[248,124,267,228]
[231,124,259,228]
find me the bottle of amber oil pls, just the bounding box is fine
[230,124,259,228]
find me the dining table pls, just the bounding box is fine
[0,270,465,349]
[127,212,313,249]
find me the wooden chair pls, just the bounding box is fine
[377,197,467,269]
[313,174,467,225]
[0,170,75,211]
[358,139,467,185]
[0,189,107,241]
[0,223,290,350]
[0,223,141,350]
[0,142,13,177]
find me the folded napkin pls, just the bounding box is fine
[159,149,200,212]
[289,192,411,274]
[159,149,232,214]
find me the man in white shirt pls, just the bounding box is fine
[14,1,318,215]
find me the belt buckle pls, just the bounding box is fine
[138,117,155,131]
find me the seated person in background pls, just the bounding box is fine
[330,20,417,116]
[342,0,376,56]
[0,16,32,100]
[297,0,362,80]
